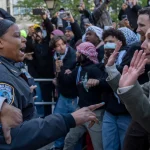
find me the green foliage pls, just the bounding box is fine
[16,0,148,23]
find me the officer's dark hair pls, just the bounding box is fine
[49,35,67,49]
[138,7,150,19]
[102,28,126,46]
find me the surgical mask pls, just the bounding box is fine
[104,42,116,50]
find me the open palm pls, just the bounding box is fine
[119,50,147,88]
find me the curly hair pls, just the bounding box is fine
[102,28,126,46]
[49,35,67,49]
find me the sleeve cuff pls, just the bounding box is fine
[0,97,6,112]
[118,85,134,94]
[62,114,76,131]
[105,64,120,80]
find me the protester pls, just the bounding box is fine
[118,0,141,31]
[83,25,104,62]
[92,0,112,29]
[56,42,106,150]
[50,35,77,150]
[102,28,131,150]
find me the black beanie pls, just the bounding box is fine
[0,19,14,37]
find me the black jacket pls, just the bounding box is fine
[97,45,104,63]
[58,62,106,108]
[0,8,16,22]
[69,21,82,49]
[25,38,54,79]
[118,5,141,30]
[56,47,77,98]
[80,9,94,33]
[0,56,76,150]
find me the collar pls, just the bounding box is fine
[0,56,21,77]
[54,47,69,60]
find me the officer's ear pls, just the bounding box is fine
[0,38,4,49]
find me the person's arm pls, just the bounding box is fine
[70,21,82,43]
[117,81,150,132]
[57,67,77,86]
[132,4,141,13]
[118,9,124,21]
[92,0,110,21]
[0,103,104,150]
[42,14,54,36]
[8,114,75,150]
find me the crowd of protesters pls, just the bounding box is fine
[1,0,150,150]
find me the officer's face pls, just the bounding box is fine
[0,24,24,62]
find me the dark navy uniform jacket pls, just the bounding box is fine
[0,56,75,150]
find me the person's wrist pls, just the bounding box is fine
[70,19,74,23]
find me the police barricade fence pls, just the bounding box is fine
[34,78,56,113]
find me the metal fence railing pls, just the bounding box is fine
[34,78,56,113]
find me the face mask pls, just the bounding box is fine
[104,42,116,50]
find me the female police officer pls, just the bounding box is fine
[0,19,104,150]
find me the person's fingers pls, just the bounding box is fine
[137,58,147,74]
[88,102,105,111]
[130,50,138,67]
[137,53,146,68]
[27,52,34,55]
[88,118,99,128]
[2,126,11,144]
[122,65,129,75]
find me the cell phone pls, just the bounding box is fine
[121,15,128,20]
[33,9,45,15]
[59,11,70,19]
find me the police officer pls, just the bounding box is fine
[0,19,104,150]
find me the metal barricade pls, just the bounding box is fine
[34,78,56,113]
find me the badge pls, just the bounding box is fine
[0,83,14,104]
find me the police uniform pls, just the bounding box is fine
[0,56,75,150]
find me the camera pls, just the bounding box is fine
[59,11,70,19]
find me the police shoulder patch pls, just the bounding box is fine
[0,83,14,104]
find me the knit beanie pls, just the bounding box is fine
[0,19,14,37]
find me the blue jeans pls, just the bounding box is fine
[34,82,44,117]
[54,94,78,148]
[102,111,131,150]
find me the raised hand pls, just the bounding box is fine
[106,41,122,66]
[86,79,100,88]
[62,12,74,23]
[119,50,147,88]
